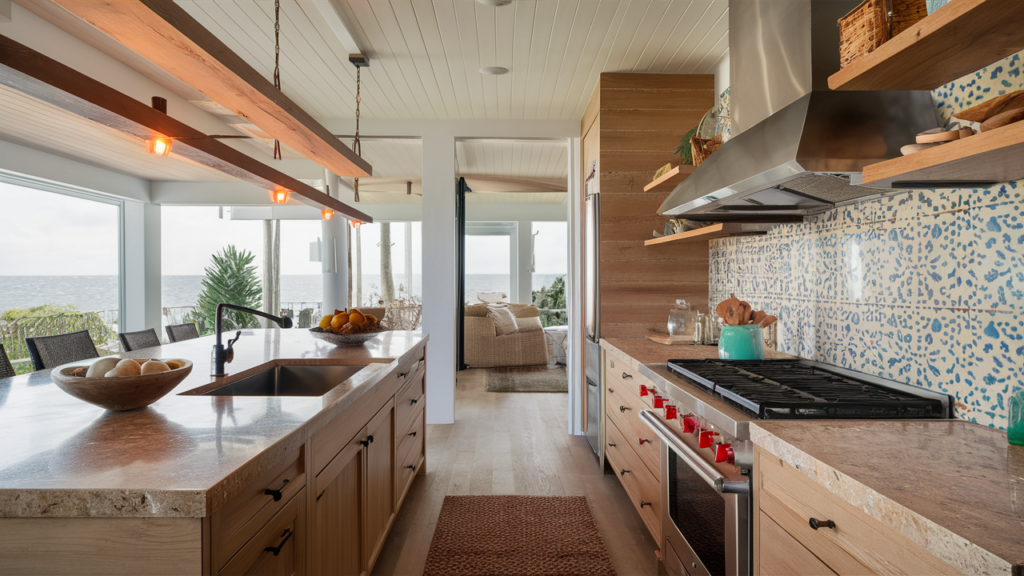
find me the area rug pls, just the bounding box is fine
[423,495,616,576]
[484,366,567,393]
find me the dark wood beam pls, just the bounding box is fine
[0,32,373,222]
[49,0,372,178]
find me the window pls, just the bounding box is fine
[0,179,121,373]
[353,221,421,329]
[532,222,567,326]
[464,222,515,304]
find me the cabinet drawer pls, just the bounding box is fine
[757,449,959,576]
[395,409,425,505]
[606,384,660,477]
[395,370,425,434]
[759,511,836,576]
[211,448,305,572]
[606,355,657,408]
[605,416,661,543]
[220,487,306,576]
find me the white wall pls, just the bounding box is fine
[714,51,730,98]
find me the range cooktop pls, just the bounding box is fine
[666,359,949,420]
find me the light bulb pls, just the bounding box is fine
[146,137,173,156]
[270,186,291,204]
[351,220,362,229]
[321,208,335,220]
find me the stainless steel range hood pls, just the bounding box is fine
[659,0,938,220]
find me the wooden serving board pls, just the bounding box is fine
[646,333,693,345]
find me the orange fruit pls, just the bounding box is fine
[365,313,378,326]
[348,310,366,326]
[331,312,349,328]
[340,323,357,334]
[319,315,333,329]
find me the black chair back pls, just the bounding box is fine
[119,329,162,352]
[0,343,15,379]
[165,323,200,343]
[24,330,99,371]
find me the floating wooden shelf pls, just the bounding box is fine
[862,121,1024,188]
[828,0,1024,91]
[643,165,692,192]
[644,223,775,247]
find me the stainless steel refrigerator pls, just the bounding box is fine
[583,161,602,458]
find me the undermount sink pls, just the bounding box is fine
[202,365,365,397]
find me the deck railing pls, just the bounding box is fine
[0,309,120,375]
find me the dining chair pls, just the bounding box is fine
[0,343,15,379]
[165,322,200,343]
[118,328,162,352]
[24,330,99,371]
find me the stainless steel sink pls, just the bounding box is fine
[202,365,365,397]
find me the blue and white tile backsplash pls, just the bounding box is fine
[709,51,1024,429]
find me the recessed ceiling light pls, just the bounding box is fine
[476,0,513,6]
[480,66,509,75]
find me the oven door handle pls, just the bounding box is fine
[640,410,749,495]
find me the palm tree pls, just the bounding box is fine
[192,246,262,333]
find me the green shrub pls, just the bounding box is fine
[192,246,262,334]
[532,276,567,328]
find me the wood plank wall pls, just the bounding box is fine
[582,73,715,341]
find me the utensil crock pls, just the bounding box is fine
[718,325,765,360]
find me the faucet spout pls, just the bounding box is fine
[212,303,293,377]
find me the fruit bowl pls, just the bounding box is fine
[51,358,193,411]
[309,327,387,347]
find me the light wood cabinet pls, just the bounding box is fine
[313,434,365,576]
[364,400,395,569]
[220,488,306,576]
[754,446,959,576]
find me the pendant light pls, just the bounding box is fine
[351,220,363,229]
[349,54,368,202]
[321,208,335,220]
[270,185,291,204]
[145,96,173,156]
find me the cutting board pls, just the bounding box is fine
[646,333,693,345]
[955,90,1024,122]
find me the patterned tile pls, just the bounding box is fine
[916,208,971,308]
[970,200,1024,312]
[966,310,1024,428]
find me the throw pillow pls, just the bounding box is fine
[486,304,519,336]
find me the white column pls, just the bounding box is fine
[421,131,456,425]
[566,137,583,435]
[122,201,162,334]
[518,220,533,304]
[322,171,350,315]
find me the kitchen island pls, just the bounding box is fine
[0,328,428,576]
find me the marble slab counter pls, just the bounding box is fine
[752,420,1024,576]
[0,329,427,520]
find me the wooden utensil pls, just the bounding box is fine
[901,142,942,155]
[980,107,1024,132]
[955,90,1024,123]
[916,127,962,143]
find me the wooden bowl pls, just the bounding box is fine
[309,327,387,347]
[50,358,193,411]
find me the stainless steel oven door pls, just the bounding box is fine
[641,410,750,576]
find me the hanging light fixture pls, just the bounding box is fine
[272,0,283,160]
[321,208,335,220]
[270,185,291,204]
[146,96,173,156]
[349,54,368,202]
[351,220,363,229]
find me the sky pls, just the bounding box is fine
[1,181,567,278]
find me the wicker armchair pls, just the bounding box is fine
[464,304,549,368]
[119,328,162,352]
[24,330,99,371]
[166,323,200,343]
[0,343,15,379]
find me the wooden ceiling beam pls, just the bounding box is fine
[48,0,372,178]
[0,33,373,222]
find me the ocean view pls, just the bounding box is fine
[0,274,566,315]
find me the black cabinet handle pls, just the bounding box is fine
[622,372,633,379]
[264,528,293,556]
[620,469,630,476]
[809,518,836,530]
[368,434,374,444]
[399,372,407,378]
[411,396,421,405]
[409,431,417,437]
[405,465,416,470]
[264,478,289,502]
[360,438,369,447]
[619,405,631,413]
[640,501,652,509]
[608,442,616,448]
[639,438,652,445]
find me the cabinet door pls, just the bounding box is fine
[219,488,306,576]
[313,433,365,576]
[364,399,395,569]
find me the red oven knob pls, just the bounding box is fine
[714,443,734,464]
[639,384,649,397]
[653,395,665,409]
[665,405,678,420]
[682,417,696,434]
[699,430,718,449]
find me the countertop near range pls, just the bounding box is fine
[752,420,1024,576]
[600,336,793,365]
[0,329,426,520]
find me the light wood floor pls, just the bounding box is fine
[371,368,659,576]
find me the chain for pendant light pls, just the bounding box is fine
[272,0,282,160]
[353,65,362,202]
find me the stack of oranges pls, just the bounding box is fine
[318,308,380,334]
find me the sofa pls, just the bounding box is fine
[464,304,549,368]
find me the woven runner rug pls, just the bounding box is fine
[423,495,616,576]
[484,366,568,393]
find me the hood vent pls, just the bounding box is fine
[659,0,938,220]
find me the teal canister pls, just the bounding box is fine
[1009,387,1024,446]
[718,325,765,360]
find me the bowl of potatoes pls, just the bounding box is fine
[50,357,192,411]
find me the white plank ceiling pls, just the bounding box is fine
[174,0,729,120]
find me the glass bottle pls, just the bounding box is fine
[1009,387,1024,446]
[668,300,696,342]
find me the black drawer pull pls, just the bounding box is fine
[809,518,836,530]
[608,388,614,393]
[368,434,374,444]
[639,438,652,445]
[405,465,416,470]
[264,528,292,556]
[620,469,630,476]
[608,442,616,448]
[360,438,369,447]
[409,431,417,437]
[640,501,652,509]
[619,405,631,413]
[411,396,421,405]
[264,478,289,502]
[622,372,633,379]
[399,372,407,378]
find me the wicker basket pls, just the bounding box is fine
[839,0,927,69]
[691,107,723,167]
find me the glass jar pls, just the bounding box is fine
[1009,387,1024,446]
[668,300,696,342]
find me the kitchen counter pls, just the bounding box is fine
[753,420,1024,575]
[601,336,794,365]
[0,329,426,519]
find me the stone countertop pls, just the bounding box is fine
[0,329,426,519]
[600,336,793,365]
[752,420,1024,576]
